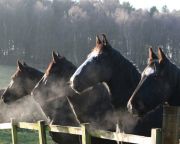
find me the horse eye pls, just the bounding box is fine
[154,75,157,79]
[153,74,160,80]
[92,57,99,62]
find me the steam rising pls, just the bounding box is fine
[0,94,48,123]
[32,79,81,125]
[0,80,139,143]
[21,68,139,135]
[0,74,139,137]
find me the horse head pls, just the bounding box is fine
[32,51,76,104]
[70,34,113,93]
[127,48,177,116]
[1,61,43,104]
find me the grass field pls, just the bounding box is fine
[0,129,54,144]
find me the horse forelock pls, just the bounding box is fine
[129,59,141,73]
[91,46,102,55]
[92,41,112,53]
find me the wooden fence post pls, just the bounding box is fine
[151,128,162,144]
[162,106,180,144]
[81,123,91,144]
[11,119,17,144]
[38,120,47,144]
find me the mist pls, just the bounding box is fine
[0,95,48,123]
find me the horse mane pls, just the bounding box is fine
[92,42,140,75]
[104,46,141,108]
[167,58,180,90]
[111,48,141,80]
[28,66,44,79]
[131,60,141,73]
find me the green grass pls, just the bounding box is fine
[0,129,54,144]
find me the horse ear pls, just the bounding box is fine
[52,51,59,63]
[96,35,102,46]
[22,61,27,67]
[56,51,61,57]
[148,47,158,64]
[158,47,166,64]
[102,34,108,45]
[17,60,24,71]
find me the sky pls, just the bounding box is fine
[120,0,180,11]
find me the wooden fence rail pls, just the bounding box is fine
[0,106,179,144]
[0,120,160,144]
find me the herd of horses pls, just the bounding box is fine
[0,34,179,144]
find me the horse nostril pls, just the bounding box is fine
[32,88,38,96]
[31,91,34,96]
[2,97,9,103]
[70,77,77,88]
[70,80,74,88]
[127,102,133,113]
[70,75,75,84]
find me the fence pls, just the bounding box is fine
[0,106,179,144]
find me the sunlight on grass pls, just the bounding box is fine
[0,129,54,144]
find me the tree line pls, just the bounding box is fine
[0,0,180,71]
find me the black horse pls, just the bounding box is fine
[1,61,43,103]
[127,47,180,115]
[32,52,116,144]
[127,48,180,136]
[70,34,141,110]
[31,52,81,144]
[70,34,142,135]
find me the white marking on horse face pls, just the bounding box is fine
[42,74,48,84]
[33,74,47,90]
[33,83,39,90]
[70,51,99,83]
[142,66,155,77]
[9,80,14,88]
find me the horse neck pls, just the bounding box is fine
[107,53,141,109]
[41,96,79,126]
[41,66,78,126]
[68,84,115,129]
